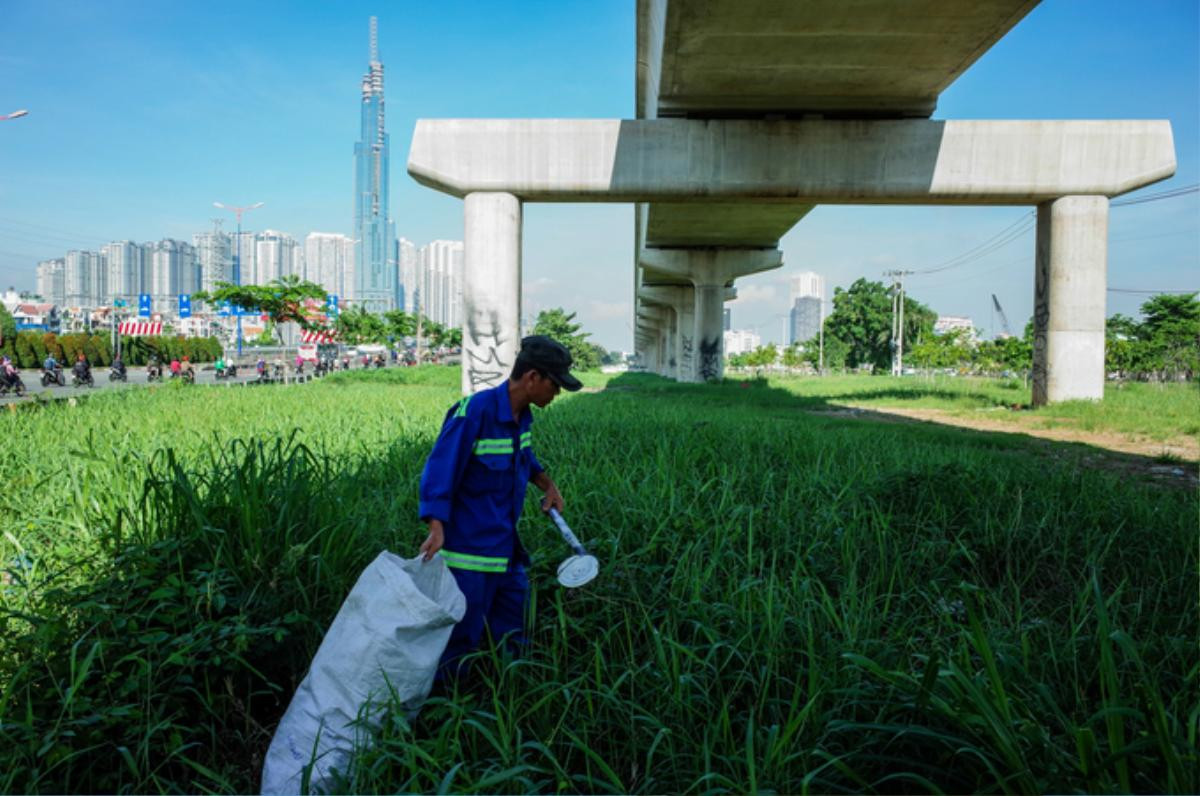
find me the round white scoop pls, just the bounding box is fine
[557,553,599,588]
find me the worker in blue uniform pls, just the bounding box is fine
[418,335,583,681]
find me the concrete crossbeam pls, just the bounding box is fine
[409,119,1175,204]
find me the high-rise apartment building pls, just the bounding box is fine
[193,230,232,295]
[255,230,297,284]
[37,258,65,306]
[103,241,147,307]
[417,240,463,327]
[353,17,396,313]
[64,250,104,307]
[397,237,417,314]
[229,231,258,288]
[147,239,198,310]
[304,232,355,300]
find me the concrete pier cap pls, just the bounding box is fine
[409,116,1175,397]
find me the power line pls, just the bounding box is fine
[1108,287,1196,294]
[1111,184,1199,207]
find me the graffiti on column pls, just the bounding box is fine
[680,334,694,372]
[699,337,720,381]
[1031,253,1050,405]
[466,308,508,390]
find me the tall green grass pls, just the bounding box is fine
[1,371,1195,793]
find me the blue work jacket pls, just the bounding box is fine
[418,382,544,572]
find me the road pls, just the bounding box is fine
[0,364,336,405]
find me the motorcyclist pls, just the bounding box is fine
[72,352,91,383]
[256,357,267,378]
[181,355,194,381]
[169,357,181,378]
[1,356,18,387]
[147,353,162,379]
[215,354,226,376]
[111,353,127,376]
[43,353,58,372]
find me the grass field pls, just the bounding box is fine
[1,369,1196,793]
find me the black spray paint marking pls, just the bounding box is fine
[699,337,720,381]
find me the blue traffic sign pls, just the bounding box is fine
[138,294,151,317]
[218,300,233,317]
[178,294,191,319]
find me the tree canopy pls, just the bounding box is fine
[531,307,604,370]
[823,278,936,370]
[195,275,328,345]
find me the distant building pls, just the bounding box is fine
[193,231,231,295]
[254,230,298,284]
[786,271,826,345]
[724,328,761,355]
[147,239,198,309]
[36,259,65,306]
[397,237,417,314]
[305,232,355,302]
[935,315,976,337]
[789,296,822,345]
[353,17,397,313]
[417,240,463,326]
[723,307,731,331]
[103,241,148,308]
[789,271,825,303]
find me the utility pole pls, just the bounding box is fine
[213,201,264,362]
[884,270,913,376]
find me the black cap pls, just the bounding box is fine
[517,335,583,392]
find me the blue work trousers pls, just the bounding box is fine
[437,565,529,682]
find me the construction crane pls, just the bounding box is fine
[991,294,1013,338]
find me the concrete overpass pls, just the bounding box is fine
[407,0,1176,403]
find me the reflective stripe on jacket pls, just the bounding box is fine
[418,382,544,570]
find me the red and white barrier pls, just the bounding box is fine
[118,321,163,335]
[300,329,337,343]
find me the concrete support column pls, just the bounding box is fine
[694,283,725,381]
[640,285,697,381]
[1032,195,1108,406]
[462,192,521,395]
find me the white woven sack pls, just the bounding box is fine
[261,552,466,795]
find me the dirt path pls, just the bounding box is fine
[816,403,1199,488]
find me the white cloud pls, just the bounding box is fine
[730,284,776,304]
[586,299,631,320]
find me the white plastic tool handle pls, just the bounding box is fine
[548,508,588,556]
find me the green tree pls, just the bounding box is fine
[335,306,388,345]
[908,328,973,370]
[780,342,804,370]
[0,302,15,347]
[196,274,327,346]
[531,308,601,370]
[1138,293,1199,378]
[824,278,935,371]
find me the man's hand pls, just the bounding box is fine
[419,519,444,562]
[539,481,564,514]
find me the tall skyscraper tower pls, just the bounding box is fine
[353,17,396,313]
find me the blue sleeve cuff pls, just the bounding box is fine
[419,498,452,523]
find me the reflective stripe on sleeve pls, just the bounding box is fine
[454,395,472,418]
[439,549,509,573]
[520,431,532,449]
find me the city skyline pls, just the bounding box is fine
[1,1,1196,349]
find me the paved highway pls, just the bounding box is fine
[0,364,343,405]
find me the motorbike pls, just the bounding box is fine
[72,369,95,388]
[147,364,163,382]
[0,370,26,397]
[109,365,128,382]
[41,365,65,387]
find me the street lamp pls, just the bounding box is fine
[0,109,28,121]
[213,200,264,358]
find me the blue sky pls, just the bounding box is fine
[0,0,1195,349]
